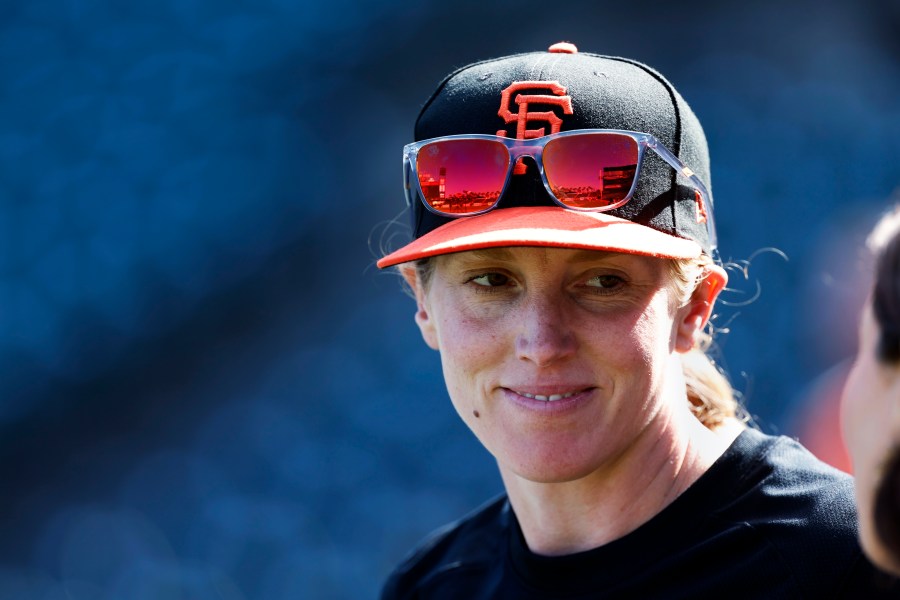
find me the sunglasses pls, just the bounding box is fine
[403,129,717,252]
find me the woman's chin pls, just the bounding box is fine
[496,444,609,485]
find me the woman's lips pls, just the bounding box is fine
[504,387,595,404]
[510,389,580,402]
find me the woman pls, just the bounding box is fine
[378,43,897,597]
[843,204,900,575]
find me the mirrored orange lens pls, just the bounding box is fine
[543,134,639,208]
[416,139,509,214]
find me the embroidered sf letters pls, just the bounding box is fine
[496,81,573,139]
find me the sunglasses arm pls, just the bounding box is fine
[648,141,719,261]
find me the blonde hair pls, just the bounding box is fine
[410,253,742,431]
[667,256,742,430]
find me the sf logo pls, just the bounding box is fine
[496,81,573,173]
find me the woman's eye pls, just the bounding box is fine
[586,275,624,290]
[470,273,510,287]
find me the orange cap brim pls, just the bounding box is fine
[377,206,702,268]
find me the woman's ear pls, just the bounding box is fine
[400,265,439,350]
[675,264,728,353]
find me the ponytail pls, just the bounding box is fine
[669,256,744,431]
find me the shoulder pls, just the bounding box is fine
[713,428,900,596]
[725,428,855,519]
[380,494,510,600]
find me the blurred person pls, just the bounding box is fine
[787,209,883,474]
[377,42,898,597]
[842,204,900,575]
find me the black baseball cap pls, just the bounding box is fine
[378,42,716,268]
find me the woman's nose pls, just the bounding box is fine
[515,294,576,367]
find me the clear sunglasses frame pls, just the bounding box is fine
[403,129,718,254]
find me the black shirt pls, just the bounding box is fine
[382,429,900,599]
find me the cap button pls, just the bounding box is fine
[548,42,577,54]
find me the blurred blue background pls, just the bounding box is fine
[1,0,899,597]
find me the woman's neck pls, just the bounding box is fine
[500,410,743,557]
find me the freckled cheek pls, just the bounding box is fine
[593,316,662,372]
[584,313,672,402]
[436,314,508,406]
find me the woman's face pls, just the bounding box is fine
[842,303,900,573]
[406,247,720,484]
